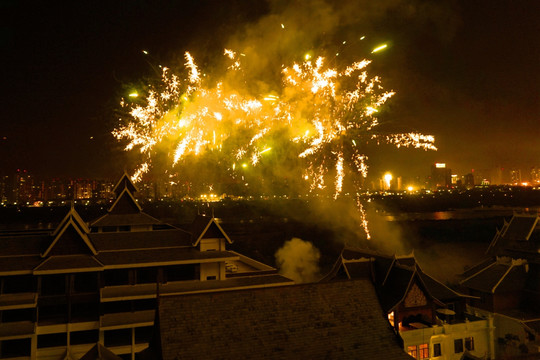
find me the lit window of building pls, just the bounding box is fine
[407,345,418,358]
[387,311,395,327]
[419,343,429,359]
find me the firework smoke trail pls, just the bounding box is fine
[113,50,436,238]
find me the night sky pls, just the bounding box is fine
[1,0,538,181]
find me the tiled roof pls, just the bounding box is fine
[33,255,104,274]
[90,229,192,251]
[0,255,42,275]
[461,258,496,279]
[90,213,163,227]
[96,248,239,267]
[460,260,527,293]
[0,234,48,256]
[158,279,411,360]
[487,213,540,259]
[331,247,462,309]
[417,271,462,302]
[503,216,537,241]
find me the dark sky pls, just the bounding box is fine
[1,0,539,181]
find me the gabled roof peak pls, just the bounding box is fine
[108,187,142,214]
[191,215,232,246]
[52,206,90,237]
[112,171,138,197]
[43,207,97,258]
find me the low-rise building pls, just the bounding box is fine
[460,212,540,358]
[323,247,493,360]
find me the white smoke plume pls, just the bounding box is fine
[275,237,321,283]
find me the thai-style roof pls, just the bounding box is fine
[112,171,138,197]
[486,212,540,260]
[42,206,97,257]
[33,255,104,274]
[0,206,236,276]
[90,173,166,228]
[460,258,528,294]
[108,187,142,214]
[325,247,465,312]
[157,279,411,360]
[190,214,232,246]
[90,212,164,228]
[89,229,192,251]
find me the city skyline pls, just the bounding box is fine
[2,0,538,181]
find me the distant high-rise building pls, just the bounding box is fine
[430,163,451,189]
[462,173,474,189]
[510,169,522,184]
[13,169,35,204]
[530,167,539,185]
[472,168,492,186]
[491,167,501,185]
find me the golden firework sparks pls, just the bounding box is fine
[114,49,437,239]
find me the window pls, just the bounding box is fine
[104,269,131,286]
[164,264,198,282]
[419,343,429,359]
[135,326,153,344]
[38,333,67,348]
[465,337,475,351]
[0,339,31,358]
[70,330,99,345]
[137,267,158,284]
[407,345,418,358]
[70,302,99,322]
[73,272,98,293]
[206,275,217,280]
[433,343,442,357]
[41,274,66,295]
[454,338,464,353]
[2,308,34,323]
[2,275,35,293]
[38,304,68,324]
[104,329,131,347]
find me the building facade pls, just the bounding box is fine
[323,248,493,360]
[0,173,292,360]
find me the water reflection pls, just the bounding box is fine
[382,207,538,221]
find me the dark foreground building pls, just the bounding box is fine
[0,173,292,360]
[149,279,411,360]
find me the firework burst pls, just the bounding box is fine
[113,49,436,238]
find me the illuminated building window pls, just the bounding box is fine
[433,343,442,357]
[454,338,464,353]
[419,343,429,359]
[465,337,474,351]
[407,345,417,358]
[387,311,395,327]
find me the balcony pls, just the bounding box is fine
[0,293,37,311]
[100,310,155,330]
